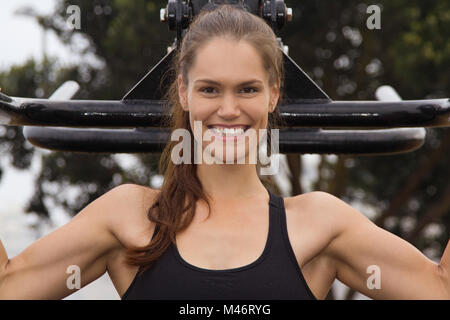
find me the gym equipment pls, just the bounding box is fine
[1,0,449,155]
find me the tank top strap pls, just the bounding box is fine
[266,187,284,242]
[265,187,289,253]
[267,187,283,210]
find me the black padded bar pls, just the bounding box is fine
[23,126,425,156]
[2,97,449,129]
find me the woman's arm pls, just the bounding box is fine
[315,192,450,300]
[0,239,8,286]
[439,240,450,295]
[0,183,139,300]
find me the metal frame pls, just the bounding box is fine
[1,0,449,155]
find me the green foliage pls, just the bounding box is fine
[48,0,171,99]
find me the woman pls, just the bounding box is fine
[0,5,449,300]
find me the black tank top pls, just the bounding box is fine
[122,188,317,300]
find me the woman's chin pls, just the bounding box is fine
[202,148,248,165]
[199,134,261,165]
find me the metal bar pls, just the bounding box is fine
[0,98,169,128]
[2,97,449,129]
[22,126,425,155]
[281,99,450,128]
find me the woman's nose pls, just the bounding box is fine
[216,93,241,118]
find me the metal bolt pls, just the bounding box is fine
[160,8,166,22]
[286,7,293,22]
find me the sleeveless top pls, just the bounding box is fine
[122,188,317,300]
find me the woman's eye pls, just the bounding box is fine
[242,87,258,94]
[199,87,259,94]
[200,87,216,94]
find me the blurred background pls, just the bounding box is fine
[0,0,449,300]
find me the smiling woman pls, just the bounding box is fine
[120,4,449,300]
[1,3,449,301]
[121,4,311,299]
[178,37,278,164]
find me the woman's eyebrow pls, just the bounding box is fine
[195,79,263,86]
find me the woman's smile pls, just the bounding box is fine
[207,125,251,142]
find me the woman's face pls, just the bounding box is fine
[177,36,280,164]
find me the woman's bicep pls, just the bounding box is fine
[322,194,444,299]
[0,185,131,299]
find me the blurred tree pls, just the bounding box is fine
[1,0,168,221]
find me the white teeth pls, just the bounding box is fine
[210,127,246,136]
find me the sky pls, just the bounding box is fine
[0,0,80,71]
[0,0,369,300]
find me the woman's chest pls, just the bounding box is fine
[111,194,335,298]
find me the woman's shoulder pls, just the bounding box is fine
[109,183,159,196]
[285,191,349,235]
[103,184,160,219]
[109,183,161,208]
[286,190,341,212]
[104,184,161,249]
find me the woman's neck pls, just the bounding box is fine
[196,163,266,202]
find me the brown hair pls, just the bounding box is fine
[125,4,286,275]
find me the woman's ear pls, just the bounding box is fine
[178,74,188,111]
[269,80,280,112]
